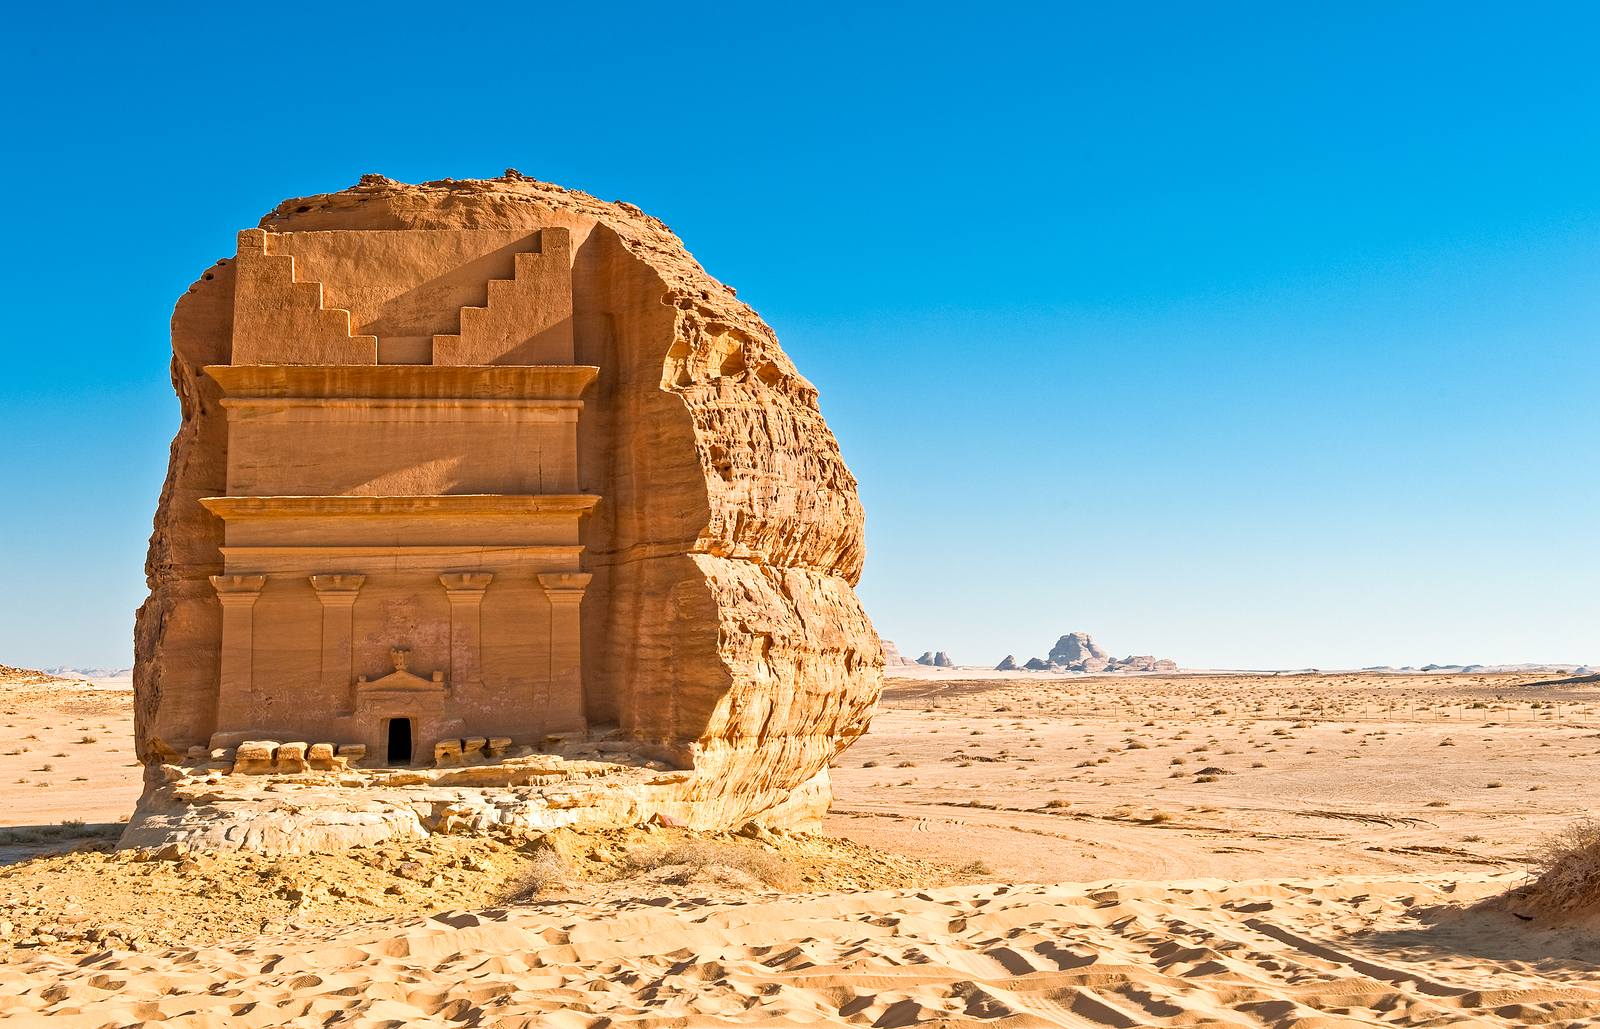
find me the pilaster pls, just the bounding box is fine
[210,574,266,731]
[439,573,493,685]
[537,572,592,734]
[310,574,365,713]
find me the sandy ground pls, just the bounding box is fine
[0,668,140,836]
[823,673,1600,883]
[2,668,1600,1026]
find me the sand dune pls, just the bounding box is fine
[3,873,1596,1027]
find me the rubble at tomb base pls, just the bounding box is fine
[131,172,881,852]
[124,734,832,855]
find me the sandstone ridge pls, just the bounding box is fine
[133,172,882,852]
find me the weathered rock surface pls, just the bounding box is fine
[121,746,829,854]
[994,655,1019,671]
[132,172,882,851]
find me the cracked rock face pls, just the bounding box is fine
[134,173,883,840]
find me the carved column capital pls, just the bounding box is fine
[440,572,493,598]
[310,573,365,601]
[537,572,592,603]
[210,574,266,605]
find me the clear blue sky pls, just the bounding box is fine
[1,2,1595,670]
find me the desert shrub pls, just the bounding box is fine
[621,840,795,890]
[0,822,120,846]
[958,859,994,875]
[1043,799,1071,808]
[506,851,568,900]
[1520,819,1600,913]
[862,760,879,768]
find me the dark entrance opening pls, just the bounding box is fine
[386,718,413,765]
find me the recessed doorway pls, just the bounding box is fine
[386,718,414,765]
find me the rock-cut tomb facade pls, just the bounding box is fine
[133,173,883,839]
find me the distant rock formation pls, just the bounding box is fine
[995,655,1019,671]
[916,652,954,667]
[1019,633,1176,674]
[1049,633,1109,669]
[879,640,918,667]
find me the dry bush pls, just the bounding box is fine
[620,840,797,890]
[505,851,568,900]
[0,821,119,846]
[1521,819,1600,914]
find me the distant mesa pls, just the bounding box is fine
[994,655,1020,671]
[917,651,954,667]
[1016,632,1177,674]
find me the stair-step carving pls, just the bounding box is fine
[231,228,377,365]
[433,226,573,365]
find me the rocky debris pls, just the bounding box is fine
[0,664,71,689]
[120,736,838,854]
[995,655,1020,671]
[879,640,919,667]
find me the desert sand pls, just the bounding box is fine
[825,672,1600,884]
[3,669,1600,1026]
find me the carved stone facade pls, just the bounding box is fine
[138,174,882,830]
[192,226,596,764]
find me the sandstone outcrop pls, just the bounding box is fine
[1020,633,1177,673]
[132,172,881,851]
[995,655,1019,671]
[879,640,918,667]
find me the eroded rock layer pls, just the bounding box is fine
[134,173,882,848]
